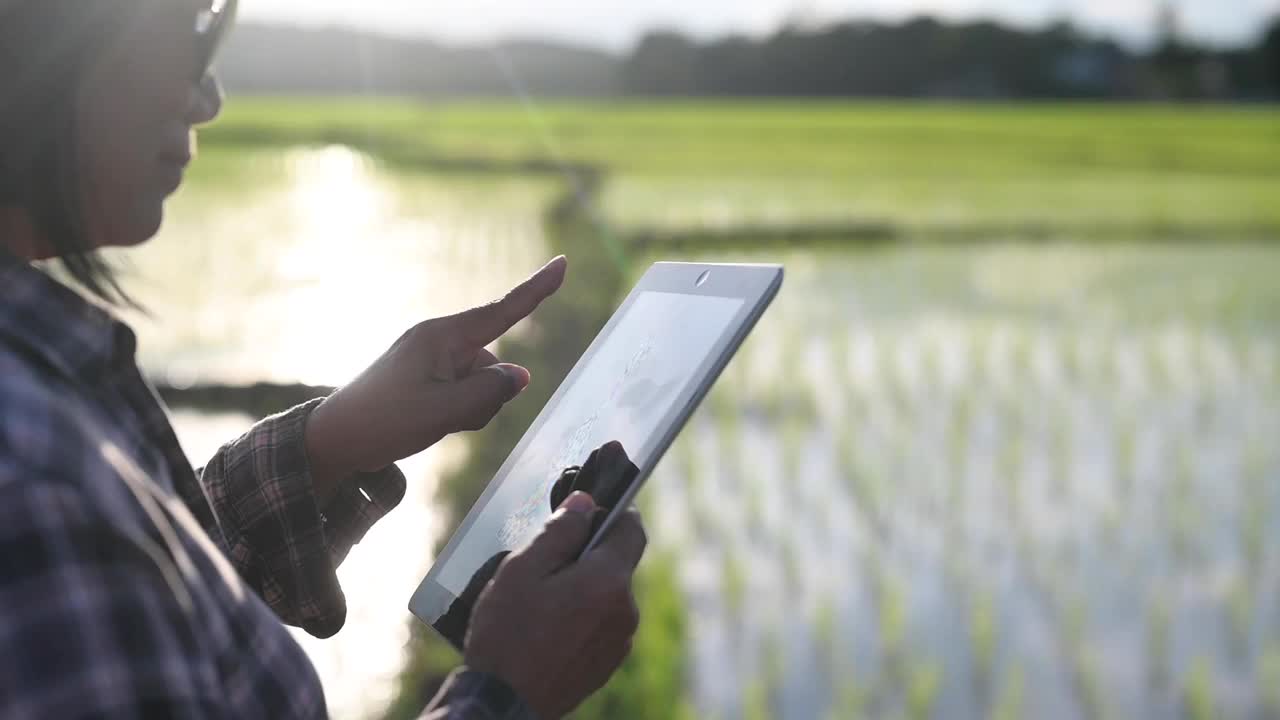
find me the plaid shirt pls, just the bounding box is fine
[0,260,533,719]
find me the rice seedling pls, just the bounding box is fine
[1173,445,1197,495]
[1169,446,1201,568]
[743,475,768,543]
[876,571,908,683]
[1069,644,1108,720]
[997,431,1026,525]
[971,324,996,387]
[1169,511,1199,572]
[1146,593,1171,691]
[920,335,945,394]
[677,438,702,498]
[943,530,970,591]
[1242,442,1269,486]
[689,489,721,546]
[837,445,889,540]
[1062,331,1086,385]
[637,472,661,518]
[710,380,741,425]
[732,346,756,391]
[812,488,835,542]
[814,597,841,683]
[830,323,852,393]
[970,590,997,694]
[721,551,748,619]
[781,534,803,589]
[738,632,787,720]
[780,414,809,485]
[843,384,865,429]
[761,630,786,700]
[711,505,738,552]
[1008,330,1033,385]
[1149,336,1176,391]
[1048,416,1073,503]
[1182,658,1216,720]
[1241,481,1267,579]
[1057,593,1113,720]
[826,681,866,720]
[1114,418,1138,506]
[1272,344,1280,390]
[714,396,745,482]
[1100,502,1123,547]
[882,342,914,420]
[798,373,824,425]
[947,391,975,478]
[990,666,1025,720]
[749,377,787,421]
[1086,335,1115,398]
[741,679,772,720]
[1225,577,1253,662]
[836,434,859,495]
[906,661,942,720]
[1261,646,1280,718]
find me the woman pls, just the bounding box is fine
[0,1,646,718]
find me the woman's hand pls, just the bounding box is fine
[305,256,568,503]
[464,492,648,720]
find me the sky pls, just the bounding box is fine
[236,0,1280,51]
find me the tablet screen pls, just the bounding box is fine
[432,290,745,599]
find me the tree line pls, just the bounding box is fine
[218,16,1280,100]
[622,17,1280,100]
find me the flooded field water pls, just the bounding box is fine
[126,142,1280,719]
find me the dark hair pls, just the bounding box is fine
[0,2,135,303]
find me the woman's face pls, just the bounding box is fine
[76,0,228,250]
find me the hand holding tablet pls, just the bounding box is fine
[411,262,783,650]
[431,441,642,646]
[463,489,647,720]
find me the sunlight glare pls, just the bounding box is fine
[263,146,405,385]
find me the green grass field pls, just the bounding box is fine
[204,100,1280,233]
[167,99,1280,719]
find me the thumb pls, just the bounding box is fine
[434,363,531,433]
[510,492,597,578]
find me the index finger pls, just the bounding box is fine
[450,256,568,348]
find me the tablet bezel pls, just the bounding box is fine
[409,261,783,648]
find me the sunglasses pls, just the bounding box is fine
[193,0,238,81]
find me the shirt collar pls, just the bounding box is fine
[0,258,136,382]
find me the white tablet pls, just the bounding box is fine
[409,262,783,649]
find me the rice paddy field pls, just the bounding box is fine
[128,100,1280,719]
[208,101,1280,234]
[655,244,1280,720]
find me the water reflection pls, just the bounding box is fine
[117,145,557,388]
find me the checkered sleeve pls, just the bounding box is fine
[0,478,224,718]
[421,669,537,720]
[199,399,406,638]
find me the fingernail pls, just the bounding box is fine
[560,491,596,514]
[496,364,531,395]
